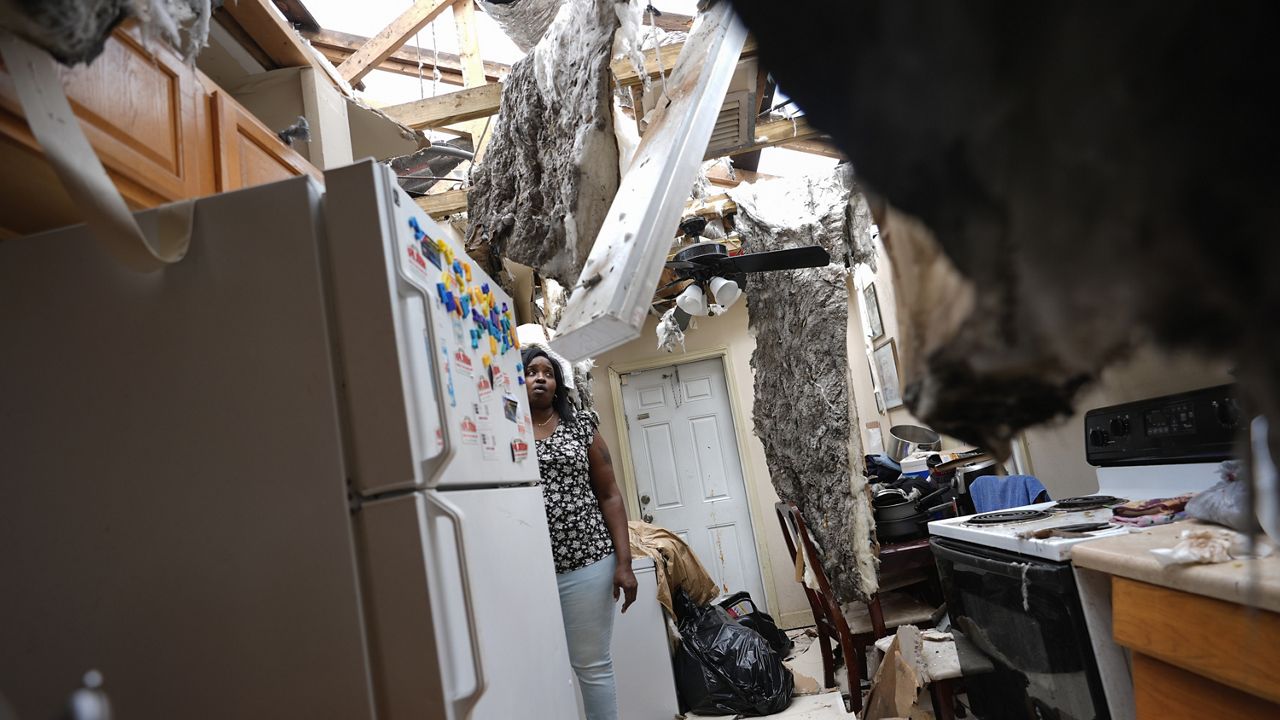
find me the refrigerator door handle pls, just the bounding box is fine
[403,291,452,484]
[426,490,487,715]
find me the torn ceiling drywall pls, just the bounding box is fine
[466,0,621,287]
[731,166,879,603]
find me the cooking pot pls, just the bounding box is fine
[885,424,941,462]
[873,486,948,522]
[874,486,954,540]
[877,512,931,541]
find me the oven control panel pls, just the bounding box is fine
[1084,384,1238,466]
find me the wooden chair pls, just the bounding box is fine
[775,500,939,713]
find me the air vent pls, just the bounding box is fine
[704,90,754,158]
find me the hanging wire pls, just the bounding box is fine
[415,29,425,99]
[645,3,669,101]
[431,19,442,97]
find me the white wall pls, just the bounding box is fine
[592,304,814,629]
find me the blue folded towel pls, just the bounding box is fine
[970,475,1050,514]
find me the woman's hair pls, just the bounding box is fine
[521,346,576,422]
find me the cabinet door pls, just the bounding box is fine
[0,24,212,206]
[214,90,320,192]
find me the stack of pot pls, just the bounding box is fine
[872,425,950,541]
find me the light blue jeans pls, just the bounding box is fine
[557,554,619,720]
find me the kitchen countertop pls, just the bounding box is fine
[1071,520,1280,613]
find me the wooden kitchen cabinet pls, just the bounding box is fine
[1112,576,1280,719]
[0,22,317,239]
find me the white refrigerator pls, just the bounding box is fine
[0,161,578,720]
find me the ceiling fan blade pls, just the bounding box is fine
[664,260,700,271]
[721,246,831,274]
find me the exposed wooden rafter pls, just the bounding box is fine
[219,0,319,69]
[720,115,839,158]
[302,28,509,86]
[382,82,503,129]
[451,0,494,159]
[415,189,470,217]
[337,0,454,84]
[611,35,758,87]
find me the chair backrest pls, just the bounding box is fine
[774,501,854,638]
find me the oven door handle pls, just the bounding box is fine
[930,538,1050,579]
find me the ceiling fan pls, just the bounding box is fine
[659,217,831,328]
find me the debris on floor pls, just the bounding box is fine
[863,625,930,720]
[782,629,826,696]
[682,690,855,720]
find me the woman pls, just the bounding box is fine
[522,346,637,720]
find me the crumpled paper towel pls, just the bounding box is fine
[1150,527,1276,567]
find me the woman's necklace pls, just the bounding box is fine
[535,410,556,427]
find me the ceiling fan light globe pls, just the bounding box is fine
[710,276,742,309]
[676,284,710,316]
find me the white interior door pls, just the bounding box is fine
[621,357,767,609]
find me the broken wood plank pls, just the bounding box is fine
[220,0,318,68]
[303,28,509,84]
[414,189,470,217]
[612,35,758,87]
[705,164,777,187]
[381,83,503,129]
[337,0,454,84]
[783,138,845,159]
[650,11,694,32]
[684,193,738,218]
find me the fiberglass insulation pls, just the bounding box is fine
[730,166,879,603]
[467,0,620,287]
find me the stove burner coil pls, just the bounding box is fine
[966,509,1052,525]
[1050,496,1127,511]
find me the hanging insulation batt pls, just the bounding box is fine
[467,0,621,286]
[730,166,879,603]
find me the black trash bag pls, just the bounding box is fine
[673,590,793,716]
[716,591,793,656]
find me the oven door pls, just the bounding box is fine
[930,537,1111,720]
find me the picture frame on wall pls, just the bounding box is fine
[864,282,884,340]
[873,338,904,409]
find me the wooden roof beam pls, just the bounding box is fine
[382,82,503,129]
[415,189,470,218]
[303,28,508,84]
[338,0,454,84]
[717,115,841,158]
[218,0,320,69]
[611,35,758,87]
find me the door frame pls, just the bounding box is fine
[606,347,781,616]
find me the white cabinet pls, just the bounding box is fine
[614,558,681,720]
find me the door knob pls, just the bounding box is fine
[642,513,654,523]
[640,494,651,505]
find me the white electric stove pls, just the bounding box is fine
[927,496,1132,562]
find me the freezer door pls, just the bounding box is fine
[0,177,375,720]
[356,487,577,720]
[323,161,539,494]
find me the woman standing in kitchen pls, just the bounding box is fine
[522,346,637,720]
